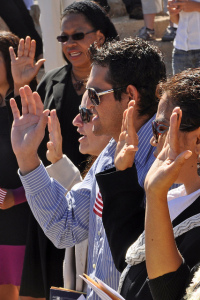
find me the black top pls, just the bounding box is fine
[96,165,200,300]
[0,106,21,189]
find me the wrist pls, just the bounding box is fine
[17,153,40,175]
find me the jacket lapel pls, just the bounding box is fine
[51,65,71,119]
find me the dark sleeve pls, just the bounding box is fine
[148,262,190,300]
[96,164,145,272]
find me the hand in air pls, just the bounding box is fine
[167,0,181,15]
[114,100,139,170]
[10,85,49,175]
[9,36,45,92]
[46,110,63,164]
[169,0,200,13]
[144,107,192,198]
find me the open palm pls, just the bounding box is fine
[114,100,139,170]
[10,36,45,87]
[144,107,192,198]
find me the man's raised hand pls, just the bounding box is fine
[10,85,49,175]
[114,100,139,170]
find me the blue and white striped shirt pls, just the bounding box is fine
[19,114,155,300]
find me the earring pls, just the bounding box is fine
[197,155,200,176]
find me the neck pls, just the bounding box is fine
[185,178,200,195]
[72,64,91,81]
[0,84,9,106]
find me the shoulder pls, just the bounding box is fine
[38,64,71,85]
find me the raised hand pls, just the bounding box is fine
[114,100,139,171]
[169,0,200,13]
[46,110,63,164]
[144,107,192,199]
[10,85,49,175]
[168,0,181,16]
[9,36,45,94]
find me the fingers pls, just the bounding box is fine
[18,39,24,57]
[24,36,31,57]
[127,100,138,146]
[9,47,16,62]
[34,58,46,73]
[17,36,36,59]
[10,98,20,120]
[33,92,44,116]
[29,39,36,59]
[19,85,45,117]
[19,87,28,115]
[169,107,182,153]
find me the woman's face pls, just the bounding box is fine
[60,13,103,69]
[73,91,111,156]
[150,92,200,185]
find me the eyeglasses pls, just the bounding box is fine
[152,119,196,143]
[79,106,93,123]
[86,86,126,106]
[152,120,169,143]
[57,30,96,43]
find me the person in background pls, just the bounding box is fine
[9,37,166,300]
[6,2,118,299]
[144,68,200,300]
[168,0,200,74]
[138,0,176,41]
[0,0,43,60]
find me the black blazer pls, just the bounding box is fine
[36,64,88,168]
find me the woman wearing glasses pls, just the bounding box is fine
[7,1,118,299]
[96,68,200,299]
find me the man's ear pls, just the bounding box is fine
[95,30,105,47]
[126,85,139,103]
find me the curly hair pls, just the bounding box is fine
[62,1,118,42]
[89,37,166,118]
[157,68,200,132]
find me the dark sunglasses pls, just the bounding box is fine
[152,120,169,143]
[57,30,96,43]
[86,86,126,106]
[79,106,93,123]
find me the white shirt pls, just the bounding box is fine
[174,0,200,51]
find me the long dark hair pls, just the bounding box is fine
[0,31,19,92]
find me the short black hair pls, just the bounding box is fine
[62,1,118,42]
[89,37,166,118]
[158,68,200,132]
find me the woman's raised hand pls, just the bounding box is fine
[144,107,192,199]
[46,110,63,164]
[9,36,45,94]
[114,100,139,170]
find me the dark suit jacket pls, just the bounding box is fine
[37,64,88,169]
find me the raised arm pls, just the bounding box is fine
[145,108,192,288]
[10,85,49,175]
[9,36,45,96]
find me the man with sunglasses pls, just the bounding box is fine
[10,38,166,300]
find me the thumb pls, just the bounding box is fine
[172,150,192,173]
[35,59,46,72]
[35,111,49,136]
